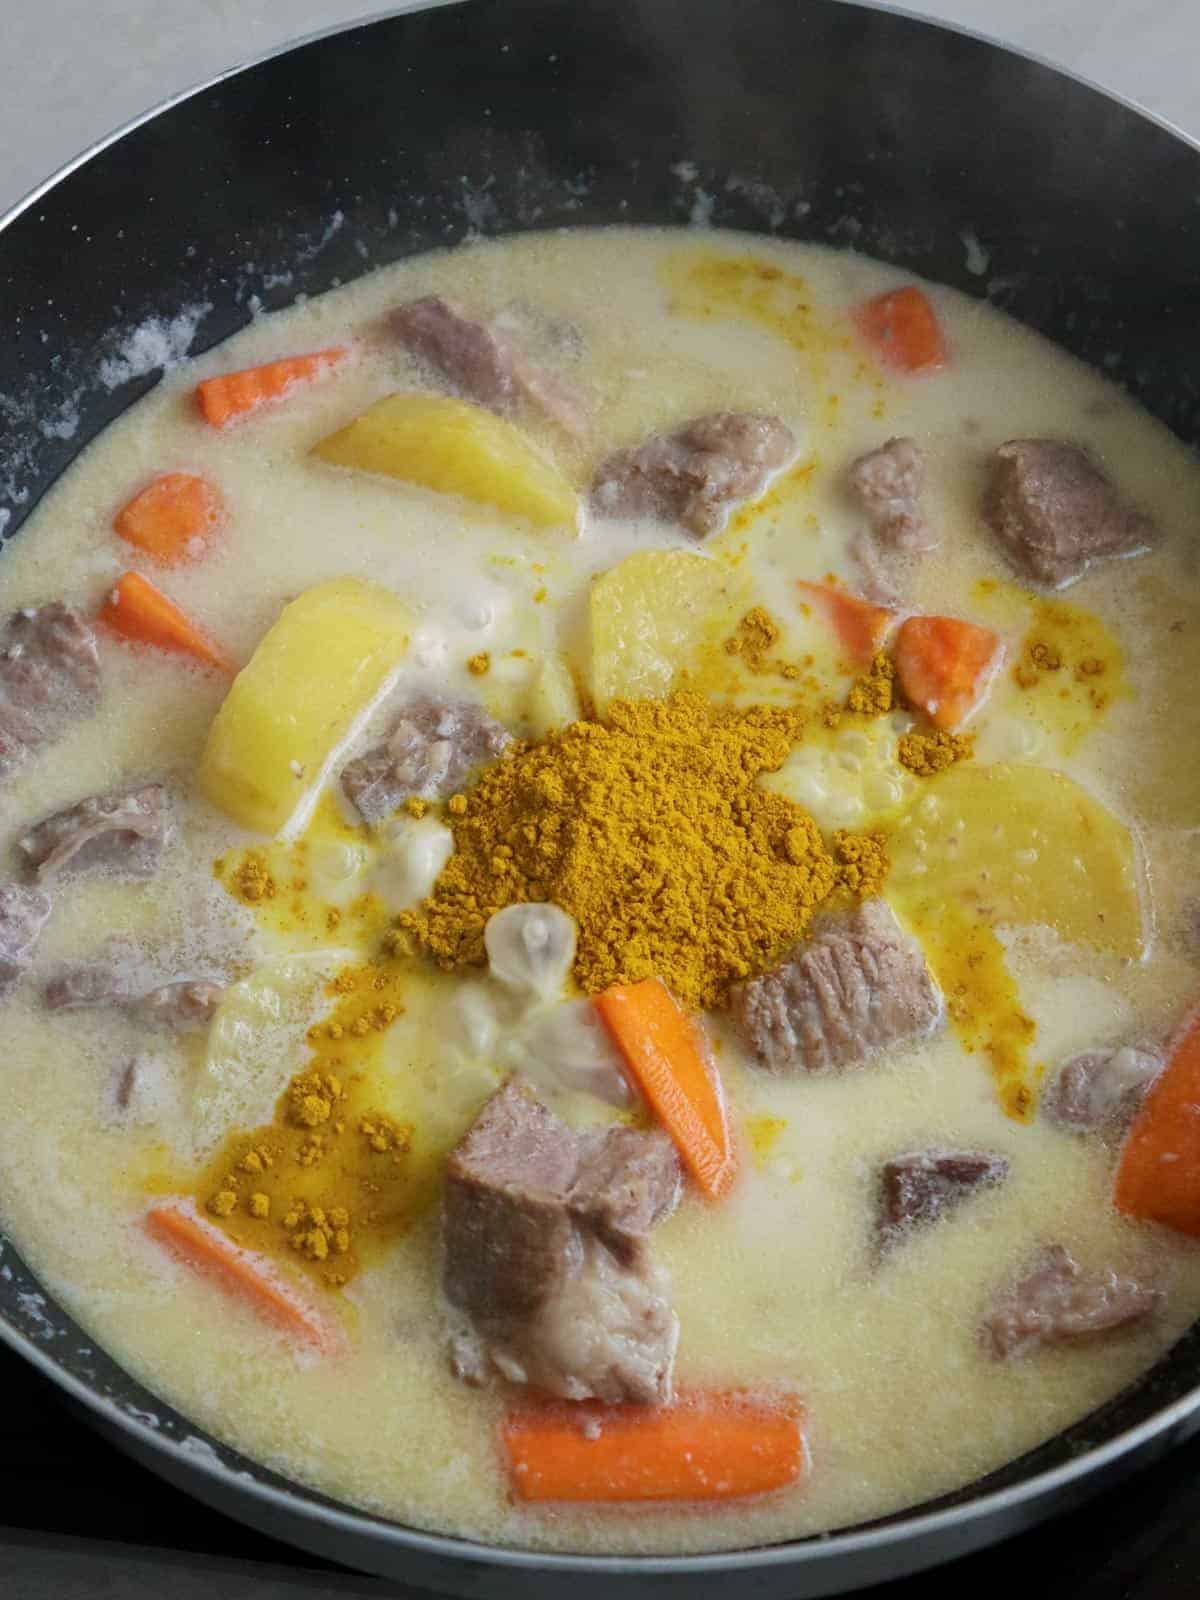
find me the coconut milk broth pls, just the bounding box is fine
[0,226,1197,1553]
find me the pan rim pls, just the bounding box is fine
[2,0,1199,1579]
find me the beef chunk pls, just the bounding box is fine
[0,602,100,780]
[43,955,136,1011]
[17,783,170,881]
[1042,1045,1162,1133]
[847,438,934,553]
[982,440,1155,589]
[568,1125,682,1266]
[878,1148,1009,1253]
[0,883,52,997]
[340,698,511,825]
[388,295,586,438]
[137,980,225,1031]
[729,899,942,1074]
[443,1078,682,1404]
[43,952,224,1031]
[590,413,796,538]
[981,1245,1159,1360]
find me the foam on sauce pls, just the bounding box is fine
[0,227,1198,1554]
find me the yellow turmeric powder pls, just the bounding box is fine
[399,692,889,1009]
[898,729,974,776]
[228,852,275,904]
[846,652,895,717]
[723,607,803,681]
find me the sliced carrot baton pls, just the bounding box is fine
[504,1390,807,1504]
[114,472,224,566]
[195,346,350,428]
[98,571,233,674]
[1115,1008,1200,1235]
[893,613,1003,730]
[796,580,895,667]
[854,285,947,374]
[594,977,736,1202]
[144,1199,341,1357]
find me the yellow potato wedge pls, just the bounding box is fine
[889,762,1144,959]
[589,549,749,711]
[526,651,583,737]
[199,577,410,838]
[313,393,578,530]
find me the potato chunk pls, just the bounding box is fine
[200,577,410,838]
[192,951,352,1154]
[313,393,578,530]
[589,549,748,711]
[889,763,1144,959]
[526,652,582,737]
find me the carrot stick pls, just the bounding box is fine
[98,572,233,674]
[114,472,223,566]
[195,347,349,427]
[1115,1009,1200,1234]
[854,286,947,374]
[796,580,895,666]
[893,613,1002,730]
[594,977,735,1201]
[503,1390,806,1503]
[144,1199,340,1356]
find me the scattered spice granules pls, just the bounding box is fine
[898,729,974,776]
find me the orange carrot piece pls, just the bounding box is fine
[796,580,895,666]
[195,346,349,427]
[98,571,233,674]
[114,472,223,566]
[854,285,947,374]
[893,613,1002,730]
[144,1199,340,1356]
[1115,1009,1200,1235]
[594,977,735,1201]
[504,1390,806,1503]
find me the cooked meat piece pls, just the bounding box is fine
[1042,1045,1162,1133]
[340,698,511,825]
[499,1234,679,1405]
[43,955,224,1031]
[137,979,226,1031]
[729,899,942,1074]
[17,783,170,881]
[981,1244,1159,1360]
[0,883,52,998]
[849,530,906,609]
[388,295,587,438]
[43,955,137,1011]
[0,602,100,780]
[444,1078,581,1323]
[590,413,796,538]
[982,440,1155,589]
[878,1148,1009,1253]
[443,1078,682,1404]
[847,438,934,552]
[102,1051,180,1127]
[568,1126,682,1266]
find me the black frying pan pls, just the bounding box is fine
[2,2,1199,1592]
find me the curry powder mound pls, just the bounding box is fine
[397,692,889,1009]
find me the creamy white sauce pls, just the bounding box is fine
[0,226,1197,1556]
